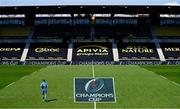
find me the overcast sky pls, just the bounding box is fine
[0,0,180,6]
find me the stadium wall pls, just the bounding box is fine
[1,60,180,65]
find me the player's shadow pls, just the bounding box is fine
[47,99,57,102]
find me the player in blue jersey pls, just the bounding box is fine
[40,80,48,102]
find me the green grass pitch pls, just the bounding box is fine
[0,65,180,108]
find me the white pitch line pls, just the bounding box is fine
[21,75,28,80]
[159,75,167,80]
[172,81,180,87]
[94,102,97,109]
[6,82,15,88]
[92,63,95,78]
[159,75,180,87]
[91,62,96,109]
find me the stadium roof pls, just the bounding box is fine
[0,5,180,14]
[0,0,180,6]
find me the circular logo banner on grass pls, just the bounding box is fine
[74,78,116,102]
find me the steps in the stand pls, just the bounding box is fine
[20,27,34,62]
[20,43,30,62]
[112,43,119,61]
[150,26,166,61]
[67,43,73,62]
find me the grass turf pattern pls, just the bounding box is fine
[141,65,180,84]
[0,65,179,108]
[0,65,46,89]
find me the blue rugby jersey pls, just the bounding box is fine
[41,82,48,90]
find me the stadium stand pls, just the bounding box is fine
[72,25,90,40]
[33,25,71,39]
[26,43,67,60]
[161,43,180,60]
[114,25,152,39]
[0,26,31,38]
[95,25,113,39]
[118,43,160,60]
[72,43,113,62]
[33,25,90,40]
[0,6,180,65]
[0,43,25,60]
[155,26,180,38]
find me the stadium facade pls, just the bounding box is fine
[0,5,180,65]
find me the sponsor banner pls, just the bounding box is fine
[120,45,154,53]
[34,46,60,53]
[163,47,180,52]
[76,45,109,56]
[25,60,67,65]
[165,61,180,65]
[119,61,163,65]
[119,61,180,65]
[27,44,67,59]
[74,78,116,102]
[1,60,180,65]
[0,48,21,51]
[72,61,115,65]
[71,61,180,65]
[0,60,19,65]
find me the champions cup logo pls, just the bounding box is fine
[74,78,116,102]
[35,46,59,53]
[76,45,108,56]
[85,79,104,93]
[122,45,154,53]
[0,48,21,51]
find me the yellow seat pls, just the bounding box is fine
[0,26,32,37]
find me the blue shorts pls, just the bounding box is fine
[42,90,47,95]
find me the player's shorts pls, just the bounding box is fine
[42,89,47,95]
